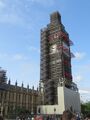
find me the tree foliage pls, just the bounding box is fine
[7,106,30,119]
[81,101,90,114]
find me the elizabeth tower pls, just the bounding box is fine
[40,12,74,105]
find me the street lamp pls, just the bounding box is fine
[54,108,56,119]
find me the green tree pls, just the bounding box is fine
[81,101,90,114]
[7,106,30,119]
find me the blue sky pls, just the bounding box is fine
[0,0,90,102]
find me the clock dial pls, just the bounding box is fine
[50,44,57,53]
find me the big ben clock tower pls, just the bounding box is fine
[40,12,75,105]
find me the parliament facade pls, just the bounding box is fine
[0,68,38,118]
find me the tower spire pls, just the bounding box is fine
[50,11,61,24]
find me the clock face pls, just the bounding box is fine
[50,44,57,53]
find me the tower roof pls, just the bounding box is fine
[50,11,61,23]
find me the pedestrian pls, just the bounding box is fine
[62,110,76,120]
[85,113,90,120]
[76,113,80,120]
[0,116,3,120]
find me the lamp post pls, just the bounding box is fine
[54,108,56,119]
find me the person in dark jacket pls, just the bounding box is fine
[0,116,3,120]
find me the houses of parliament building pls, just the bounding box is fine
[0,11,80,118]
[0,67,39,118]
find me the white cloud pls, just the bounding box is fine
[74,52,86,60]
[0,13,23,24]
[79,89,90,102]
[0,0,21,24]
[0,0,35,30]
[12,54,27,61]
[0,0,5,9]
[0,53,8,58]
[28,46,40,53]
[0,0,28,26]
[78,89,90,102]
[79,89,90,94]
[0,53,28,61]
[73,75,83,83]
[30,0,55,6]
